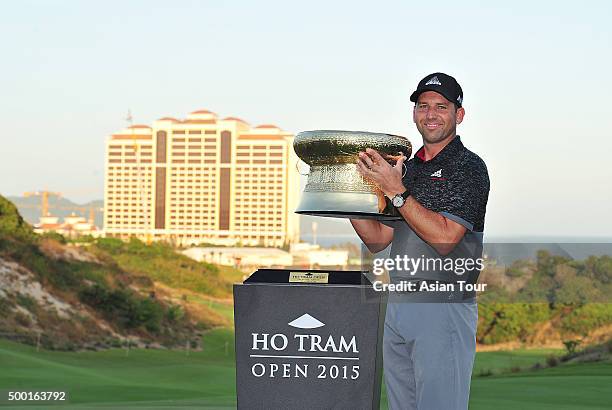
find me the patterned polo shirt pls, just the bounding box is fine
[384,136,490,286]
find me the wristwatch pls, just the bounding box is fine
[391,188,410,208]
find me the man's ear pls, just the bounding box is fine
[456,107,465,124]
[412,105,417,123]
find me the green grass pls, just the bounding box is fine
[1,334,610,410]
[469,362,612,410]
[185,295,234,324]
[473,348,563,375]
[216,266,247,287]
[0,330,236,409]
[91,238,244,299]
[381,348,611,409]
[381,362,612,410]
[380,348,566,408]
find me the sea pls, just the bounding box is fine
[300,234,612,263]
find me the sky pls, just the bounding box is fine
[1,0,611,238]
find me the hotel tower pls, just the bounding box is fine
[103,110,300,247]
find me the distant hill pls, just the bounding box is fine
[9,195,357,240]
[7,195,104,228]
[0,195,237,350]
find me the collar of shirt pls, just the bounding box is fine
[413,136,464,165]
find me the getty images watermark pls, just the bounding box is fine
[361,242,612,303]
[369,254,487,294]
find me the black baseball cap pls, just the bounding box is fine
[410,72,463,107]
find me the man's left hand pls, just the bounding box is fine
[356,148,407,198]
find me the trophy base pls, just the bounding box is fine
[295,191,402,221]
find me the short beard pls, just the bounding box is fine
[417,124,456,144]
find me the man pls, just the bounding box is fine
[350,72,489,409]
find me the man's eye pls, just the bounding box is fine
[437,105,447,110]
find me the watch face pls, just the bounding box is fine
[392,195,404,207]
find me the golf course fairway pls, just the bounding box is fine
[1,331,610,409]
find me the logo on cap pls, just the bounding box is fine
[457,95,463,104]
[425,76,441,86]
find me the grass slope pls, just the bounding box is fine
[92,238,241,299]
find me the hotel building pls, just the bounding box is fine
[103,110,300,247]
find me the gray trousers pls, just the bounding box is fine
[383,300,478,410]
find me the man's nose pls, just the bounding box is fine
[426,107,437,119]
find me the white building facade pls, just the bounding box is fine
[103,110,300,247]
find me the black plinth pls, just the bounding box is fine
[234,269,386,410]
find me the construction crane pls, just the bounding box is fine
[23,191,62,217]
[18,200,102,226]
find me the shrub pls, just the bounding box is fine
[71,235,95,244]
[94,237,125,254]
[166,305,185,323]
[135,298,164,333]
[79,284,165,333]
[16,294,37,311]
[15,312,32,327]
[546,355,559,367]
[40,231,67,244]
[0,297,11,315]
[563,339,582,355]
[0,195,36,242]
[560,304,612,336]
[477,302,551,344]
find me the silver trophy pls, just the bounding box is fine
[294,130,412,220]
